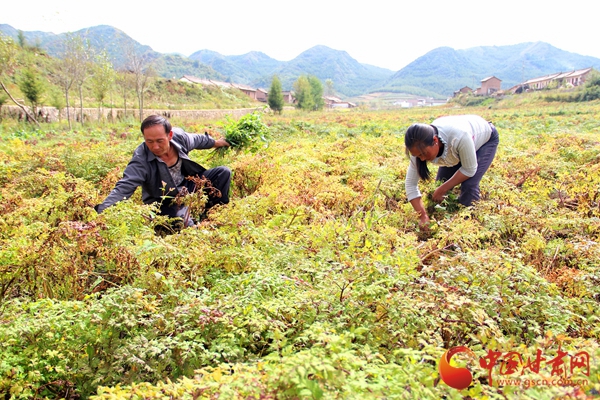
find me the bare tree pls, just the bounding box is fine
[90,51,115,121]
[50,34,89,130]
[124,42,155,122]
[115,69,133,118]
[325,79,335,97]
[74,39,93,125]
[0,35,40,127]
[51,56,75,129]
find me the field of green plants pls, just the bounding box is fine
[1,101,599,399]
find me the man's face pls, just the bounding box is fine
[143,124,173,158]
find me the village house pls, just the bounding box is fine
[180,75,296,104]
[231,83,260,100]
[330,101,357,109]
[393,98,447,108]
[323,96,356,109]
[453,86,473,97]
[282,91,296,104]
[209,80,234,88]
[392,98,421,108]
[323,96,342,106]
[256,88,268,102]
[180,75,215,86]
[428,98,450,106]
[521,67,593,90]
[392,100,412,108]
[474,76,502,95]
[180,75,235,88]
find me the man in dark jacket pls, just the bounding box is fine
[95,115,231,229]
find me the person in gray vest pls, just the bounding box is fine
[404,114,499,226]
[95,115,231,231]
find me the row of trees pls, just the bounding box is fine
[0,33,154,128]
[2,31,337,125]
[267,74,328,113]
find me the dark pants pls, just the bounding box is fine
[436,126,499,206]
[159,166,231,230]
[202,166,231,207]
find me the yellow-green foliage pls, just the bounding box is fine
[0,103,599,399]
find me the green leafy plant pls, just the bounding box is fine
[2,103,600,399]
[213,109,270,157]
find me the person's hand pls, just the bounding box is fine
[419,213,430,226]
[432,186,448,203]
[214,138,230,148]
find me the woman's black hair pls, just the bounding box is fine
[404,123,436,180]
[140,115,172,135]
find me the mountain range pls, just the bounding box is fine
[2,23,600,98]
[378,42,600,97]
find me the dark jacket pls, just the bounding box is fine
[95,128,215,215]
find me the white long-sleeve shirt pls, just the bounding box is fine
[405,115,492,202]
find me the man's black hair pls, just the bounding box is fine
[141,115,172,135]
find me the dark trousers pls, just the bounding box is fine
[436,126,499,206]
[159,166,231,230]
[202,166,231,207]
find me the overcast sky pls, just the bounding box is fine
[3,0,599,71]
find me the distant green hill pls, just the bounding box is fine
[253,45,393,97]
[3,24,600,99]
[0,24,224,81]
[0,24,155,67]
[0,24,393,98]
[380,42,600,97]
[0,23,55,49]
[188,50,283,85]
[189,46,394,97]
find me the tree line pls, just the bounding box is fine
[1,32,174,128]
[267,70,337,114]
[1,32,336,127]
[267,74,330,113]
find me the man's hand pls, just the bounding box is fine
[213,138,230,148]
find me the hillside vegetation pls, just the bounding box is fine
[5,24,600,98]
[0,100,599,398]
[0,41,259,114]
[379,42,600,97]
